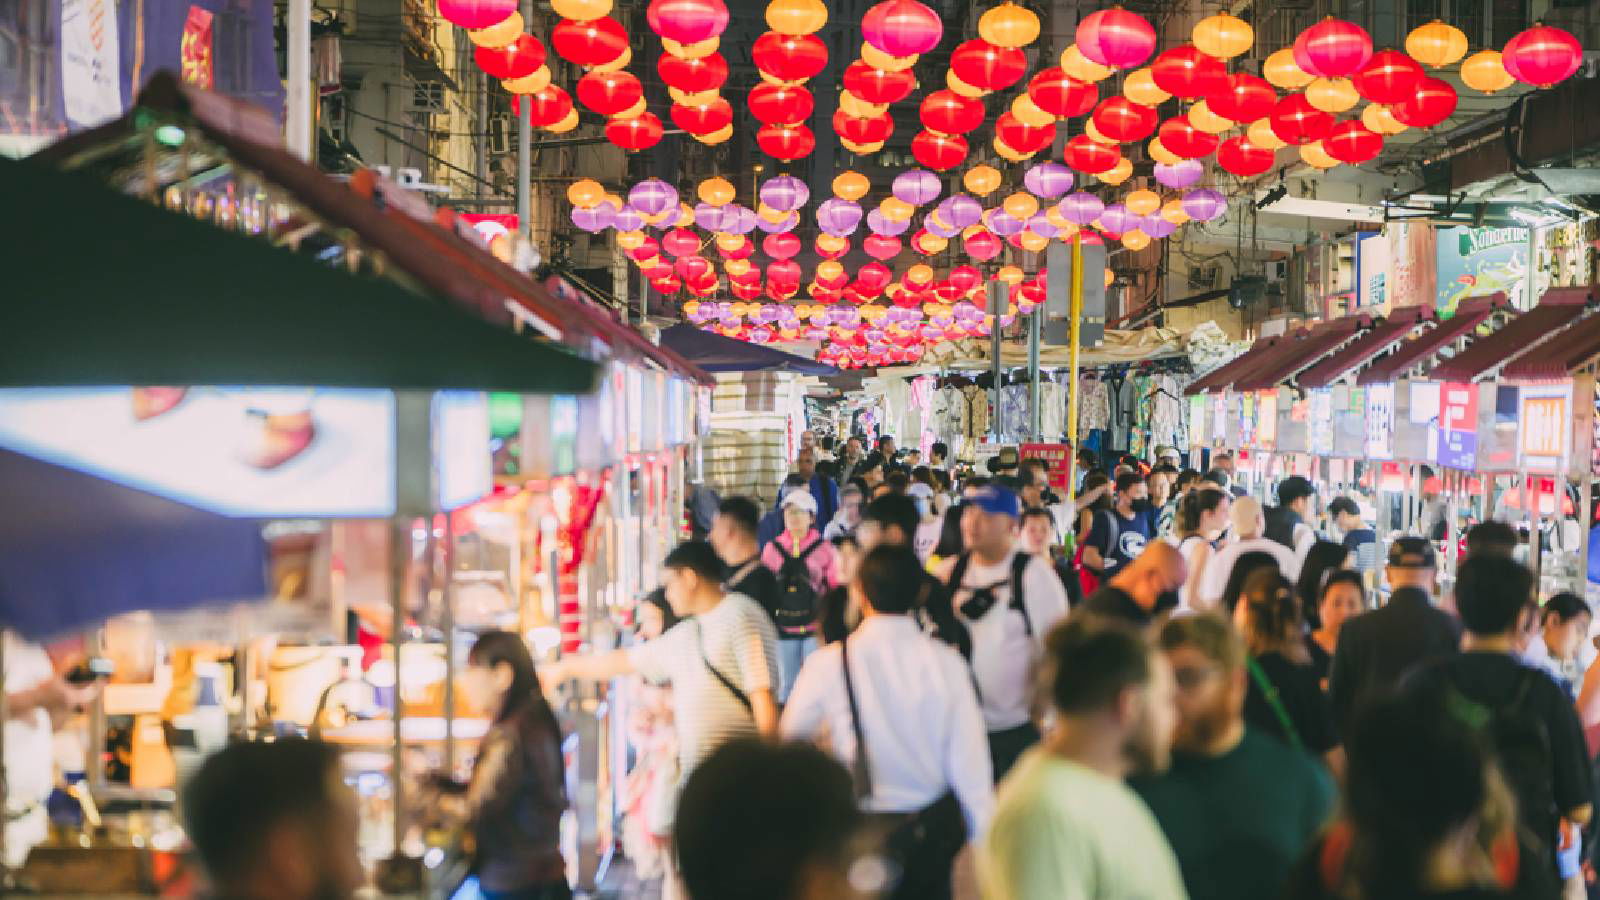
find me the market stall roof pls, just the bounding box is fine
[1297,307,1435,388]
[1185,335,1285,395]
[1357,293,1513,385]
[1425,287,1594,382]
[1501,307,1600,378]
[0,157,598,393]
[1232,315,1372,391]
[0,447,267,639]
[659,324,839,375]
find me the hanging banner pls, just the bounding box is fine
[1357,232,1388,310]
[1437,382,1479,470]
[1435,226,1530,318]
[1188,395,1207,449]
[60,0,124,128]
[1388,222,1437,313]
[180,6,216,89]
[1365,383,1395,460]
[1309,389,1334,456]
[1256,392,1278,449]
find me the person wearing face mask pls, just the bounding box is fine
[1080,472,1155,584]
[1080,542,1189,628]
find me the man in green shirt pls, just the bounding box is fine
[981,617,1187,900]
[1130,614,1334,900]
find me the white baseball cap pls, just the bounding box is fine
[781,490,818,514]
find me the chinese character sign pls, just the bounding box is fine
[1365,384,1394,460]
[1519,385,1571,473]
[181,6,214,89]
[1020,444,1072,490]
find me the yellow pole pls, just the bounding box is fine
[1066,231,1085,500]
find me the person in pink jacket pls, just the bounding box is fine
[761,490,837,699]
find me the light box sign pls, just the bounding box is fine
[0,387,396,516]
[1309,389,1334,456]
[1435,226,1529,317]
[1365,383,1395,460]
[1520,384,1572,474]
[432,391,492,511]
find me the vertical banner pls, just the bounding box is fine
[1357,232,1389,311]
[60,0,123,128]
[181,5,215,89]
[1365,383,1395,460]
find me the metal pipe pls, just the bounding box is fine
[390,515,408,859]
[989,281,1004,440]
[516,0,533,241]
[1066,232,1084,496]
[1028,311,1042,440]
[287,0,313,162]
[442,512,456,777]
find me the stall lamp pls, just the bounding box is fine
[154,124,186,147]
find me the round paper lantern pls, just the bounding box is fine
[616,230,648,251]
[757,123,816,159]
[1028,67,1099,117]
[862,42,918,71]
[1153,158,1204,188]
[1124,190,1160,217]
[763,232,803,259]
[692,202,729,231]
[1294,18,1372,78]
[573,70,641,117]
[1459,50,1515,94]
[843,61,917,104]
[963,165,1003,195]
[757,210,800,234]
[1060,44,1114,82]
[1182,188,1225,221]
[659,52,729,93]
[1247,117,1288,149]
[1361,103,1407,135]
[751,33,829,80]
[1065,134,1120,172]
[468,12,524,48]
[607,113,665,151]
[1001,192,1039,221]
[964,228,1003,261]
[944,194,984,226]
[1094,96,1160,142]
[760,175,810,212]
[951,39,1028,91]
[439,0,516,29]
[892,169,942,205]
[1193,12,1253,59]
[662,36,719,58]
[1160,199,1189,224]
[861,0,943,56]
[552,0,611,17]
[841,138,888,155]
[1306,77,1360,113]
[502,65,552,95]
[1024,162,1075,198]
[1151,45,1227,99]
[1076,8,1156,69]
[996,113,1054,154]
[668,87,719,106]
[816,197,863,235]
[1405,20,1468,68]
[1299,141,1339,169]
[615,97,649,119]
[1157,116,1219,158]
[1324,120,1383,163]
[475,34,546,78]
[1502,24,1583,87]
[629,179,679,216]
[1122,67,1170,107]
[546,109,581,134]
[662,227,702,257]
[1391,76,1456,127]
[768,259,802,284]
[839,91,889,118]
[591,46,634,74]
[1216,135,1276,176]
[1352,49,1424,104]
[1263,48,1314,89]
[696,125,734,146]
[647,0,729,44]
[1122,230,1151,250]
[748,82,814,124]
[947,71,987,98]
[979,1,1041,49]
[1187,100,1234,134]
[567,179,605,208]
[920,90,985,134]
[550,17,628,67]
[879,196,916,221]
[671,98,734,134]
[913,231,949,254]
[518,86,572,127]
[816,233,850,256]
[833,171,870,200]
[836,110,895,144]
[1097,157,1134,185]
[863,234,903,260]
[1209,73,1278,123]
[1098,203,1137,233]
[1142,215,1177,238]
[766,0,827,35]
[1269,93,1333,145]
[1011,94,1057,128]
[867,209,911,236]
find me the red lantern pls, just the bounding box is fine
[1268,93,1333,145]
[576,70,643,116]
[629,237,660,261]
[652,275,682,294]
[1028,67,1098,118]
[995,113,1054,154]
[520,86,573,127]
[674,255,713,281]
[756,123,817,159]
[1207,73,1277,123]
[919,90,986,134]
[1093,96,1159,142]
[1151,45,1226,99]
[964,228,1003,261]
[1064,134,1119,173]
[720,236,754,259]
[863,234,903,260]
[950,39,1028,91]
[1502,24,1583,87]
[550,17,628,67]
[1156,115,1220,158]
[662,228,700,257]
[815,236,850,259]
[1293,18,1373,78]
[751,32,829,80]
[1076,7,1157,69]
[834,110,894,144]
[842,61,917,104]
[949,265,982,292]
[1351,49,1423,104]
[1390,76,1456,127]
[606,113,665,151]
[1323,120,1384,163]
[1216,135,1276,176]
[911,130,969,170]
[670,97,734,134]
[748,83,814,124]
[762,232,802,259]
[767,259,802,284]
[474,34,546,78]
[646,0,729,44]
[658,52,729,93]
[858,262,893,291]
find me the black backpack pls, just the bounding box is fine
[1263,505,1299,550]
[1444,667,1557,846]
[945,551,1035,636]
[773,539,823,637]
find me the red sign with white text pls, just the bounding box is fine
[1020,443,1072,490]
[1441,382,1477,432]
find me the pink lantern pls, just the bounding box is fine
[861,0,943,57]
[1076,8,1157,69]
[646,0,730,44]
[1502,24,1583,87]
[964,228,1003,261]
[1293,18,1372,78]
[863,234,904,260]
[438,0,517,30]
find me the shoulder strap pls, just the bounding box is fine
[776,542,797,563]
[696,621,751,713]
[1009,552,1034,637]
[795,538,823,562]
[839,638,873,800]
[724,558,761,588]
[1246,656,1303,752]
[946,552,972,591]
[1093,510,1121,560]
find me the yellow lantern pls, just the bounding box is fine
[839,91,890,118]
[698,177,735,206]
[1046,204,1073,230]
[1056,222,1080,241]
[616,230,647,250]
[1125,189,1161,217]
[1148,138,1181,165]
[964,165,1003,196]
[1002,191,1040,220]
[862,43,919,71]
[1160,199,1190,225]
[1124,68,1171,106]
[979,2,1041,49]
[468,12,524,48]
[724,258,752,277]
[1061,45,1113,82]
[662,36,720,59]
[880,197,915,221]
[551,0,611,18]
[729,302,750,318]
[758,203,789,223]
[1018,231,1050,252]
[993,138,1030,162]
[567,179,605,208]
[1098,157,1134,185]
[1122,230,1151,251]
[639,208,671,226]
[766,0,828,35]
[1011,93,1057,128]
[962,224,987,240]
[917,232,950,253]
[947,71,988,98]
[997,265,1025,285]
[1192,12,1253,59]
[1405,20,1468,68]
[503,67,552,94]
[1263,48,1314,89]
[682,300,701,318]
[759,71,804,87]
[674,203,696,227]
[1084,119,1119,145]
[1361,103,1408,136]
[615,97,649,119]
[906,263,935,284]
[816,259,844,280]
[1460,50,1515,93]
[1188,99,1234,134]
[1247,117,1289,150]
[669,87,721,106]
[1104,268,1116,287]
[816,234,848,254]
[833,171,870,200]
[548,109,580,134]
[602,193,625,210]
[1299,141,1339,169]
[1305,77,1359,113]
[716,233,746,253]
[697,125,733,145]
[633,254,660,271]
[591,46,633,73]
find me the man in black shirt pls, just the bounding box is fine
[709,496,782,625]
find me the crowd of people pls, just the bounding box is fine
[172,431,1600,900]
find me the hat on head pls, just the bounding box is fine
[995,446,1020,469]
[781,490,818,515]
[1156,446,1180,461]
[1388,536,1437,569]
[968,485,1021,518]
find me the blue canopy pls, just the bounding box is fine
[659,324,838,375]
[0,448,268,639]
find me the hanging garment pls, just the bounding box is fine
[1103,372,1127,450]
[1039,382,1066,442]
[998,383,1030,441]
[1150,374,1184,451]
[961,385,991,448]
[1077,376,1110,434]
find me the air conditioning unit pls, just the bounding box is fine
[407,79,447,116]
[1229,276,1267,309]
[488,115,512,154]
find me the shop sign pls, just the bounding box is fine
[1365,383,1395,459]
[1211,394,1227,445]
[1020,443,1072,490]
[1309,389,1334,456]
[1257,392,1278,449]
[1387,222,1437,312]
[180,5,215,89]
[1409,381,1441,425]
[1519,384,1572,473]
[433,391,492,510]
[1188,395,1207,448]
[1435,225,1529,318]
[1438,428,1477,470]
[60,0,123,128]
[1441,382,1478,431]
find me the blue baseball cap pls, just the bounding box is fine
[968,485,1021,518]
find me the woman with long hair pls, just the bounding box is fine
[1306,571,1366,689]
[1234,570,1341,771]
[1296,541,1355,628]
[1174,488,1231,612]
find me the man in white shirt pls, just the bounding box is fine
[4,633,98,871]
[1196,497,1300,610]
[935,486,1071,780]
[783,545,993,900]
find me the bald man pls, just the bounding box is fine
[1194,497,1300,610]
[1078,541,1188,627]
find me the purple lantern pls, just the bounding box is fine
[694,202,729,231]
[988,211,1026,237]
[892,169,942,206]
[866,209,911,237]
[944,194,984,228]
[724,205,758,235]
[816,197,864,236]
[1023,162,1075,199]
[1182,188,1226,222]
[613,207,644,232]
[1058,192,1105,226]
[629,179,678,217]
[756,211,801,233]
[1142,215,1177,238]
[924,215,961,239]
[759,175,810,212]
[571,200,617,232]
[1026,214,1059,238]
[1154,159,1204,189]
[1099,203,1136,234]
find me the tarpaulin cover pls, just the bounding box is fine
[659,324,839,375]
[0,447,267,639]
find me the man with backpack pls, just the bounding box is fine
[935,485,1071,780]
[1080,472,1155,584]
[761,491,837,701]
[709,496,783,633]
[1405,554,1593,884]
[1264,475,1318,567]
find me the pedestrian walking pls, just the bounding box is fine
[1196,497,1301,608]
[1174,488,1231,612]
[824,484,865,541]
[1080,472,1154,582]
[793,446,840,531]
[1304,570,1365,689]
[1232,570,1341,767]
[1264,476,1319,565]
[1079,541,1188,627]
[761,491,837,699]
[709,496,782,627]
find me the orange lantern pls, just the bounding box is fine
[880,197,915,221]
[1247,117,1289,149]
[468,12,524,48]
[1011,93,1057,127]
[1361,103,1408,135]
[765,0,827,36]
[1188,99,1234,134]
[947,71,988,98]
[1263,47,1314,89]
[1305,77,1360,113]
[1125,189,1161,216]
[979,2,1041,49]
[1098,157,1134,184]
[1147,137,1181,165]
[833,170,870,200]
[862,43,919,71]
[1192,12,1253,59]
[1122,230,1151,250]
[1299,141,1340,169]
[552,0,610,17]
[698,177,735,206]
[1460,49,1515,93]
[1124,68,1171,106]
[567,178,605,207]
[662,36,721,59]
[1160,198,1189,224]
[1405,20,1468,68]
[1002,191,1040,219]
[504,67,553,94]
[1060,45,1113,82]
[963,165,1003,195]
[997,265,1025,284]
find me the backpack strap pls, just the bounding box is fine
[945,552,972,593]
[839,637,873,800]
[1245,656,1303,752]
[1009,552,1034,637]
[794,538,823,562]
[1092,510,1120,570]
[696,621,751,713]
